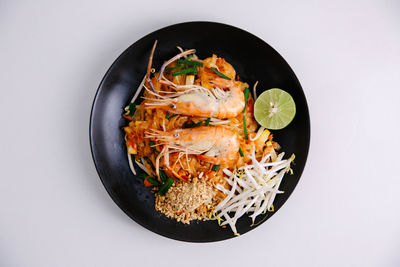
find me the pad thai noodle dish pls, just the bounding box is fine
[122,41,295,235]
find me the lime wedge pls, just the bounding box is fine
[254,88,296,130]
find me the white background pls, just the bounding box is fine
[1,1,399,266]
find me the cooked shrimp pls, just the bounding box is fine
[199,55,236,89]
[144,77,248,119]
[145,126,240,165]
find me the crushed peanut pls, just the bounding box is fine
[155,178,219,224]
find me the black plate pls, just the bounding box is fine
[90,21,310,242]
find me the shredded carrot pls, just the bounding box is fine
[143,177,153,187]
[122,114,133,120]
[165,165,187,181]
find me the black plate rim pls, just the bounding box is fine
[89,21,311,242]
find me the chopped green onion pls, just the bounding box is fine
[242,88,249,113]
[159,169,167,182]
[204,118,211,126]
[210,67,231,80]
[147,177,161,187]
[149,141,160,154]
[184,121,203,128]
[239,148,244,157]
[243,115,248,140]
[177,59,204,67]
[211,165,221,172]
[186,55,193,60]
[165,111,178,120]
[129,103,136,115]
[165,65,183,72]
[172,67,198,76]
[158,178,174,196]
[139,173,148,180]
[124,103,136,116]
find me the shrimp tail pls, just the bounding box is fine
[210,78,236,90]
[211,77,246,92]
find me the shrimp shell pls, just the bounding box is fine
[145,126,240,165]
[145,78,247,119]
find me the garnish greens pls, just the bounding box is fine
[243,115,248,140]
[149,141,160,154]
[158,178,174,196]
[177,59,204,67]
[242,88,249,113]
[165,111,178,120]
[172,67,198,76]
[210,67,231,80]
[159,169,168,182]
[212,165,221,172]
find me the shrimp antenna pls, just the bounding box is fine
[146,40,158,79]
[145,40,158,94]
[143,85,169,99]
[158,49,196,81]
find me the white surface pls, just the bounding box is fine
[1,0,400,266]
